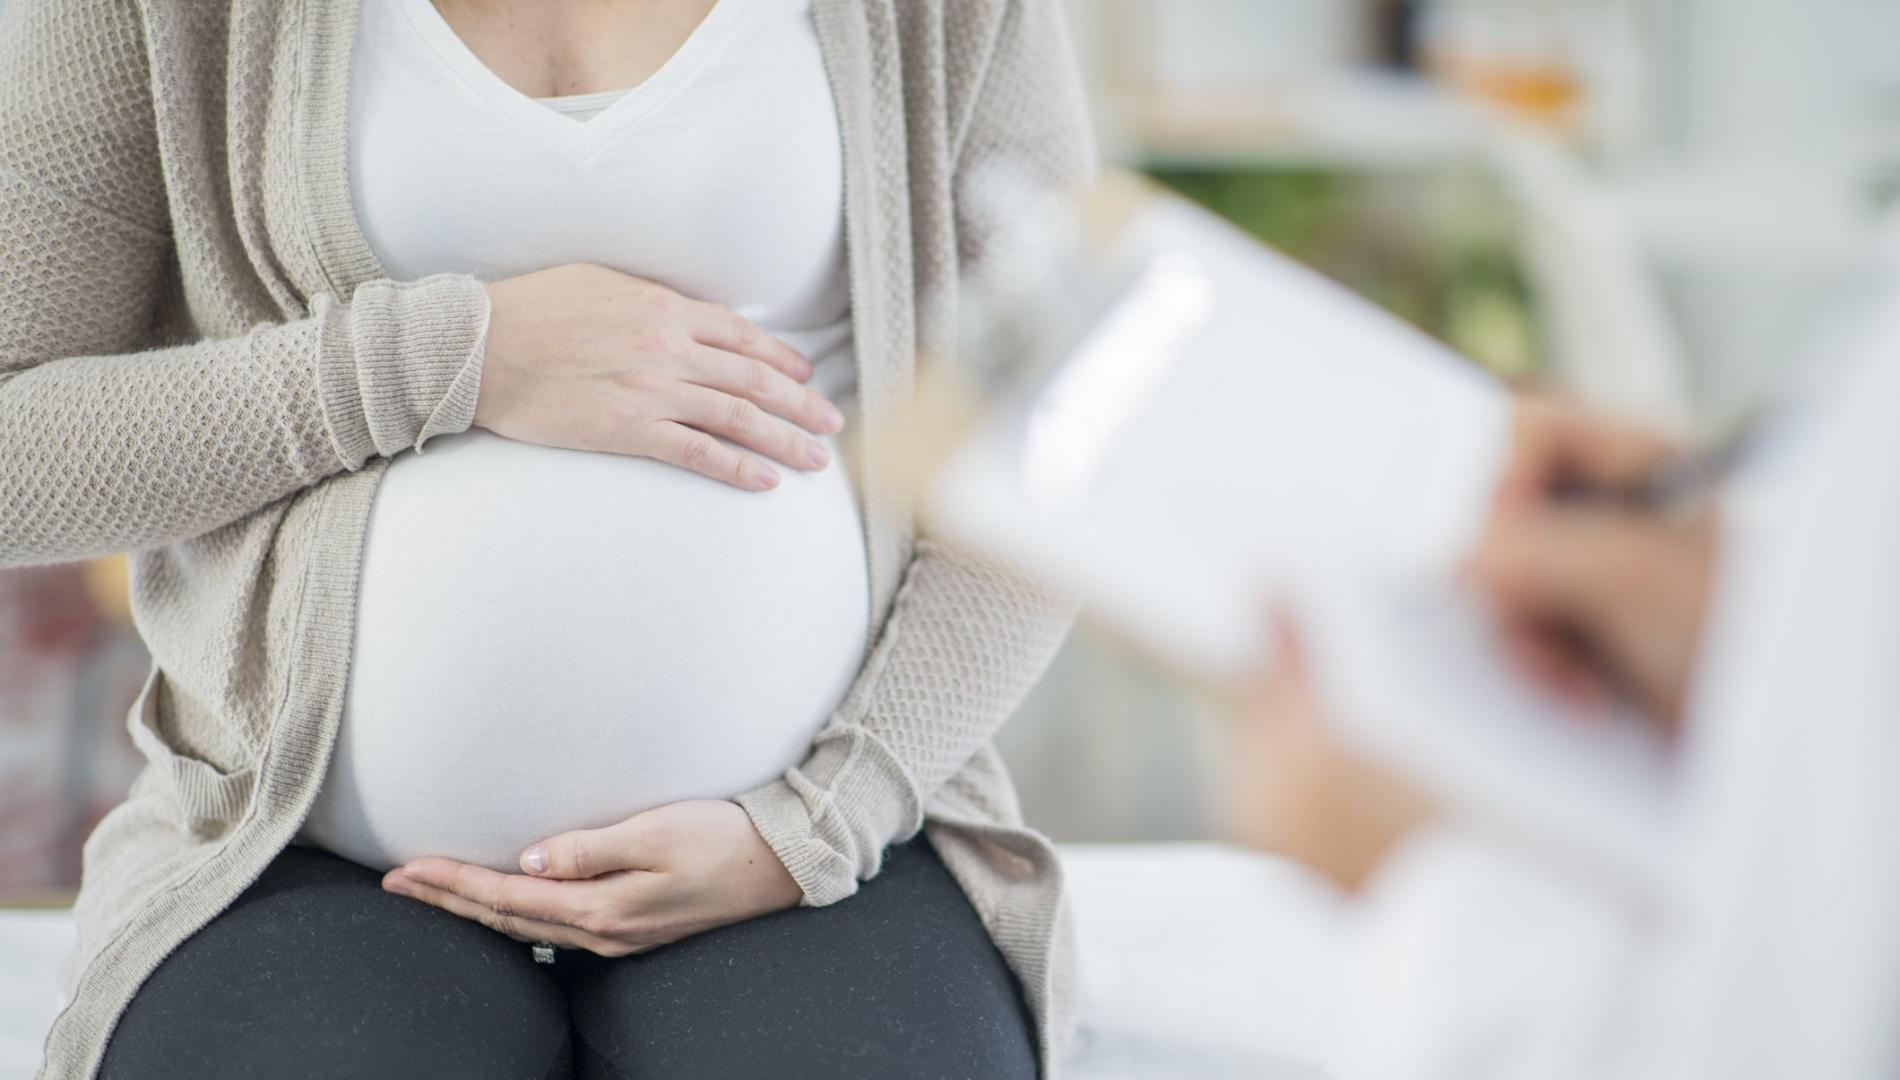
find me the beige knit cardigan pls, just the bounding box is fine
[0,0,1096,1075]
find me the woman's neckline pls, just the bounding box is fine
[392,0,746,159]
[533,87,634,122]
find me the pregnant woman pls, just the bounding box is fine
[0,0,1092,1076]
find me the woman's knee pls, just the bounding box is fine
[100,846,572,1080]
[566,838,1038,1079]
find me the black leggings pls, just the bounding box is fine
[100,837,1038,1079]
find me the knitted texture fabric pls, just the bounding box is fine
[0,0,1096,1077]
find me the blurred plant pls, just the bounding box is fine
[1144,164,1542,379]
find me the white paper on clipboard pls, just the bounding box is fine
[925,188,1672,883]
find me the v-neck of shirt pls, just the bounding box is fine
[391,0,746,161]
[534,87,632,123]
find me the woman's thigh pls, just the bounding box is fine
[560,836,1038,1080]
[100,844,572,1080]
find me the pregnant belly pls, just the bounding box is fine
[301,427,871,873]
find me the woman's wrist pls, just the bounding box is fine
[734,778,853,907]
[472,280,515,432]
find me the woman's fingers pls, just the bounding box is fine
[688,345,845,437]
[685,301,812,382]
[522,818,660,881]
[630,359,841,489]
[396,859,586,924]
[383,867,649,958]
[386,874,587,947]
[666,383,831,473]
[640,421,779,491]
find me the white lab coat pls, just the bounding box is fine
[1330,279,1900,1080]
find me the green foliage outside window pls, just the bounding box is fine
[1145,164,1543,379]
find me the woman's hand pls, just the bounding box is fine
[381,800,803,957]
[1221,609,1438,894]
[476,263,846,491]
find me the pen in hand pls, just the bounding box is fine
[1547,407,1758,517]
[1470,401,1748,726]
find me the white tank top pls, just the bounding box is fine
[299,0,870,873]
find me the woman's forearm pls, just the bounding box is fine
[0,261,491,568]
[737,538,1078,904]
[0,0,492,568]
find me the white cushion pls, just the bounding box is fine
[0,909,74,1077]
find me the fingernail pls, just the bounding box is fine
[825,406,846,433]
[755,469,780,491]
[383,873,413,898]
[807,444,830,469]
[522,847,548,875]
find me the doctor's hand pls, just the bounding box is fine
[1222,609,1438,894]
[1496,396,1678,512]
[382,800,804,957]
[1466,501,1719,731]
[476,263,847,492]
[1477,397,1719,728]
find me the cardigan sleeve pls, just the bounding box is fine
[735,0,1096,905]
[0,0,492,568]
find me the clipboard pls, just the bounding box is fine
[889,172,1673,885]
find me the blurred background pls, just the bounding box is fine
[4,0,1900,892]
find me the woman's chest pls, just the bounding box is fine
[426,0,724,99]
[348,0,847,327]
